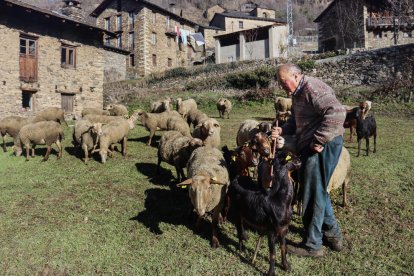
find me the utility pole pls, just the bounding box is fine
[287,0,294,53]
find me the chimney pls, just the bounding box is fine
[61,0,83,21]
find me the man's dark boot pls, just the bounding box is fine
[287,243,325,258]
[324,237,343,252]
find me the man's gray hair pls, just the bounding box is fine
[276,64,302,77]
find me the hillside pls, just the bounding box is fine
[20,0,330,33]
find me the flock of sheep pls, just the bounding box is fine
[0,95,377,274]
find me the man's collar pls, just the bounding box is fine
[292,75,305,97]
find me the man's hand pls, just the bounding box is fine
[271,127,282,140]
[311,144,324,153]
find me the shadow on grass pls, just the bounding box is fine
[128,135,160,148]
[135,162,175,186]
[64,146,102,163]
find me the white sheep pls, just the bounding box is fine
[151,98,172,113]
[157,131,203,182]
[274,97,292,113]
[176,98,197,119]
[105,104,129,116]
[216,98,232,119]
[73,119,103,164]
[193,118,221,148]
[96,116,136,164]
[32,107,68,126]
[187,109,209,127]
[81,108,110,117]
[14,121,64,161]
[166,116,191,137]
[135,109,181,145]
[177,146,230,248]
[236,119,260,146]
[0,116,30,152]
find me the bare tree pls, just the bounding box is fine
[334,0,365,49]
[243,28,259,59]
[386,0,414,44]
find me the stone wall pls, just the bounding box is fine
[0,21,104,118]
[310,43,414,86]
[104,50,127,82]
[224,17,274,33]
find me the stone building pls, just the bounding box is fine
[91,0,205,77]
[0,0,125,118]
[314,0,414,51]
[215,24,288,64]
[203,4,225,22]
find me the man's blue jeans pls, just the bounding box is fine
[299,135,343,250]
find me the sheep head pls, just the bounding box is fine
[12,145,23,157]
[201,119,220,137]
[162,99,171,111]
[90,123,104,136]
[257,122,272,133]
[189,138,203,149]
[177,172,227,216]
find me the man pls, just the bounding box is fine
[272,64,346,257]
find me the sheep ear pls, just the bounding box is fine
[210,177,227,185]
[177,178,193,188]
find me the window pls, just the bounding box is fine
[117,35,122,48]
[129,11,135,29]
[104,17,110,31]
[152,11,156,24]
[167,58,172,67]
[61,45,76,68]
[20,38,36,55]
[129,54,135,67]
[262,12,268,18]
[129,32,134,49]
[239,21,243,29]
[166,16,171,29]
[22,91,34,111]
[151,32,157,45]
[105,37,111,46]
[117,15,122,31]
[61,93,74,113]
[152,54,157,66]
[374,30,382,39]
[403,31,412,38]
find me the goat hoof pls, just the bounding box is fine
[282,262,291,272]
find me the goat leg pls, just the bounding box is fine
[251,236,262,264]
[236,217,247,252]
[357,138,361,157]
[366,137,370,156]
[279,234,291,272]
[373,132,377,153]
[211,208,221,249]
[267,233,276,276]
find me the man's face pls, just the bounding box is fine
[278,72,301,96]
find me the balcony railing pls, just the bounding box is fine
[367,16,414,29]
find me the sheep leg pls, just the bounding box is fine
[147,129,156,146]
[251,236,262,264]
[56,140,62,159]
[2,134,6,152]
[109,144,115,157]
[267,232,276,276]
[43,146,51,161]
[122,137,127,158]
[31,145,36,157]
[82,144,89,164]
[227,111,230,119]
[25,145,30,161]
[279,233,291,272]
[211,208,220,248]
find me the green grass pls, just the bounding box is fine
[0,101,413,275]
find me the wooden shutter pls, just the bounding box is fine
[19,37,38,82]
[61,94,74,113]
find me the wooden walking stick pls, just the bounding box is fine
[252,120,279,264]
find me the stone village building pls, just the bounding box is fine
[314,0,414,51]
[90,0,205,78]
[0,0,127,118]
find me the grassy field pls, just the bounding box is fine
[0,99,413,275]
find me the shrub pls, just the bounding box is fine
[297,60,316,72]
[224,66,276,89]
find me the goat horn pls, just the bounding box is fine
[177,178,193,187]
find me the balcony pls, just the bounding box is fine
[366,16,414,29]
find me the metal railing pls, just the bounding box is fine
[367,16,414,28]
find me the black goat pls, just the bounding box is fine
[227,152,301,275]
[356,110,377,157]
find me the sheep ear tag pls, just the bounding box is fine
[177,178,192,188]
[231,155,236,162]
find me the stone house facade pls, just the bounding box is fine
[0,0,123,118]
[215,24,288,64]
[91,0,203,77]
[314,0,414,51]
